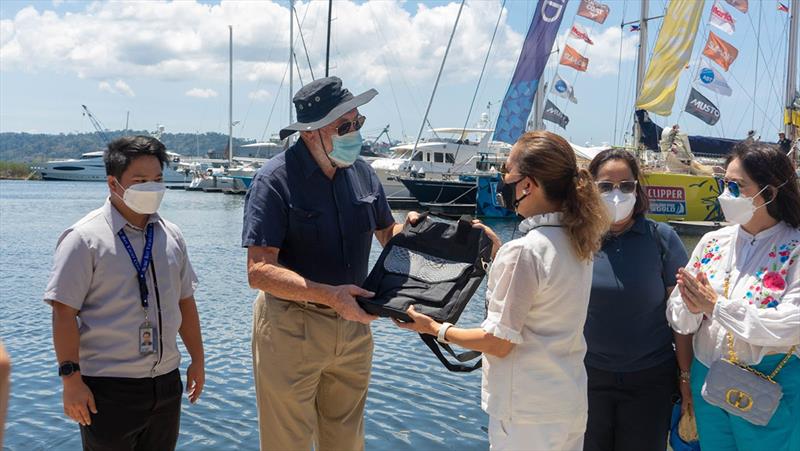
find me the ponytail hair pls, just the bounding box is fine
[514,131,610,261]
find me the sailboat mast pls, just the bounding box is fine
[289,0,295,145]
[532,81,546,130]
[326,0,332,77]
[786,0,799,140]
[633,0,649,149]
[228,25,233,165]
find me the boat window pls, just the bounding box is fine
[434,152,444,163]
[426,153,431,162]
[412,152,423,161]
[445,153,455,164]
[52,166,84,171]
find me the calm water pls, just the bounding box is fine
[0,180,700,450]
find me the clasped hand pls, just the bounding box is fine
[677,268,719,316]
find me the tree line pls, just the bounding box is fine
[0,131,260,163]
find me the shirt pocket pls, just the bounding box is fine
[288,205,320,245]
[354,193,378,233]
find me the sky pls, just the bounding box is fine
[0,0,797,148]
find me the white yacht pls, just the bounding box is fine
[34,151,190,185]
[370,127,511,198]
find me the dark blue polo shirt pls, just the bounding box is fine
[242,139,394,286]
[584,216,689,372]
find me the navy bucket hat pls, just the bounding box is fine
[279,76,378,140]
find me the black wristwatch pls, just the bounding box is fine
[58,361,81,377]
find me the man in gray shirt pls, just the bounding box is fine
[45,136,205,451]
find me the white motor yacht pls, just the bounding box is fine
[33,151,190,185]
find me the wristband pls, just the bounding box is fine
[437,322,454,344]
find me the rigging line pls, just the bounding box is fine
[728,70,781,131]
[752,3,762,129]
[410,0,466,160]
[365,6,409,138]
[676,15,712,128]
[293,50,305,86]
[761,19,790,136]
[446,0,507,179]
[613,2,627,146]
[746,5,784,114]
[259,60,289,142]
[293,5,316,81]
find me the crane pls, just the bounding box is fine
[81,104,109,144]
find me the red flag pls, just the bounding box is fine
[724,0,748,14]
[569,23,594,45]
[577,0,610,25]
[560,45,590,72]
[710,2,735,34]
[702,31,739,71]
[778,3,789,13]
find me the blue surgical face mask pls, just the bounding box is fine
[327,130,363,167]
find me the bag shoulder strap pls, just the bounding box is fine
[419,333,482,372]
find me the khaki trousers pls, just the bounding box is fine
[252,292,373,451]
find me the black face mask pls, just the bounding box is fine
[496,177,528,210]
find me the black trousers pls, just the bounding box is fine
[583,358,677,451]
[80,369,183,451]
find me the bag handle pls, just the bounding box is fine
[419,333,482,373]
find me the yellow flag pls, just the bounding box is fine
[635,0,704,116]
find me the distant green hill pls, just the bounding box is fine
[0,131,260,163]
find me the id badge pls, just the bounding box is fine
[139,321,157,355]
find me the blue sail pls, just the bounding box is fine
[493,0,569,145]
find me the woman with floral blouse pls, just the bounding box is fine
[667,141,800,451]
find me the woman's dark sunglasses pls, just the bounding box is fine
[336,114,366,136]
[595,180,637,194]
[716,177,741,197]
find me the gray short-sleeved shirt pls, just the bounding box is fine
[44,199,198,378]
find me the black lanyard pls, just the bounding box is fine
[117,223,155,310]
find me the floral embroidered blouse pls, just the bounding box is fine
[667,222,800,366]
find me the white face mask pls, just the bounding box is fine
[717,184,773,225]
[115,180,166,214]
[602,189,636,223]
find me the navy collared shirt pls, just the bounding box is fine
[584,215,689,372]
[242,138,394,287]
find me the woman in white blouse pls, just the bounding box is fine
[667,142,800,451]
[395,131,610,450]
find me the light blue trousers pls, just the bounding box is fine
[690,355,800,451]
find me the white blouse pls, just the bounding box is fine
[666,222,800,367]
[481,212,594,423]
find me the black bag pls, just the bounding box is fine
[357,214,493,372]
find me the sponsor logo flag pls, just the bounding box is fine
[685,88,721,125]
[560,45,589,72]
[570,23,594,45]
[493,0,569,145]
[551,74,578,103]
[710,2,735,35]
[702,31,739,71]
[577,0,610,24]
[724,0,748,14]
[635,0,704,115]
[697,59,733,96]
[543,100,569,128]
[778,3,789,13]
[630,24,641,32]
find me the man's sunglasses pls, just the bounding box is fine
[336,114,366,136]
[716,177,741,197]
[595,180,638,194]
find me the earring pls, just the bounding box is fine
[522,189,530,195]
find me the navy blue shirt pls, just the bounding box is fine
[584,216,689,372]
[242,139,394,287]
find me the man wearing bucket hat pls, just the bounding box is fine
[242,76,417,450]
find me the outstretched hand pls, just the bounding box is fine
[392,305,441,336]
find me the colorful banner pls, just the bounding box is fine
[560,45,589,72]
[710,2,735,35]
[577,0,610,24]
[570,23,594,45]
[493,0,569,145]
[543,100,569,128]
[635,0,704,116]
[697,59,733,96]
[551,74,577,103]
[702,31,739,71]
[685,88,721,125]
[724,0,748,14]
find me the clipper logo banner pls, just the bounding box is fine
[647,186,687,215]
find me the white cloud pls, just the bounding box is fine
[0,1,524,85]
[98,79,135,96]
[248,89,271,101]
[186,88,218,98]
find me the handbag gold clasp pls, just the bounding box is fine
[725,388,754,412]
